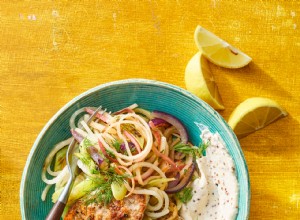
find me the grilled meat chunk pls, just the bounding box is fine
[64,194,147,220]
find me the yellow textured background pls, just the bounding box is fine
[1,1,299,219]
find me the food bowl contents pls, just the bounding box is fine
[42,104,239,220]
[180,126,239,220]
[64,194,147,220]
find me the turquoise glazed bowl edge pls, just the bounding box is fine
[20,79,250,219]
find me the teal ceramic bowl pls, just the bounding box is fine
[20,79,250,219]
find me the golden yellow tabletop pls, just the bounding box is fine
[1,1,300,219]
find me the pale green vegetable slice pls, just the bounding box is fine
[111,181,127,200]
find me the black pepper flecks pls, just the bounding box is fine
[181,130,239,219]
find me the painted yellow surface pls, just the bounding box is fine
[0,1,299,219]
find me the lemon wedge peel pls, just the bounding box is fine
[228,97,288,138]
[185,52,225,110]
[194,25,252,69]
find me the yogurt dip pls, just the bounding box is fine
[180,128,239,220]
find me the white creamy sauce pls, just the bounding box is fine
[180,129,239,220]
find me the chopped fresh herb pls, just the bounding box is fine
[174,142,209,159]
[106,149,116,158]
[82,138,94,148]
[197,142,209,156]
[175,187,193,203]
[100,167,130,184]
[112,140,121,152]
[174,143,194,154]
[84,182,113,205]
[75,138,100,174]
[74,152,99,175]
[84,167,129,205]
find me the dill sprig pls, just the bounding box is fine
[173,142,209,159]
[83,167,129,205]
[100,167,130,184]
[106,149,116,158]
[84,181,113,205]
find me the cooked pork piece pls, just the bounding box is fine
[64,194,147,220]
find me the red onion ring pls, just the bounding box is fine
[98,139,118,163]
[165,162,195,194]
[86,146,104,165]
[152,146,179,171]
[123,131,142,153]
[113,108,134,115]
[151,111,188,144]
[149,118,171,128]
[166,172,180,189]
[85,108,109,123]
[120,142,135,152]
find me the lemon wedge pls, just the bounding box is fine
[194,25,252,68]
[185,52,224,110]
[228,97,288,138]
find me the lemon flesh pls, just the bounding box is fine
[185,52,224,110]
[228,97,288,138]
[194,25,252,68]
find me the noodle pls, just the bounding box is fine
[41,104,201,219]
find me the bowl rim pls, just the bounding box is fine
[20,78,250,219]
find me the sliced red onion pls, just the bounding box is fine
[85,108,109,123]
[167,173,180,189]
[123,131,141,153]
[152,146,179,171]
[71,129,84,143]
[112,103,138,115]
[113,108,134,115]
[87,146,103,165]
[98,139,118,163]
[149,118,171,127]
[151,111,188,144]
[165,162,195,194]
[120,142,135,151]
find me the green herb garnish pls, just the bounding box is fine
[106,149,116,158]
[84,167,129,205]
[75,138,99,174]
[112,140,121,152]
[197,142,209,156]
[85,182,114,205]
[101,167,130,185]
[174,142,209,159]
[82,138,94,148]
[175,187,193,203]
